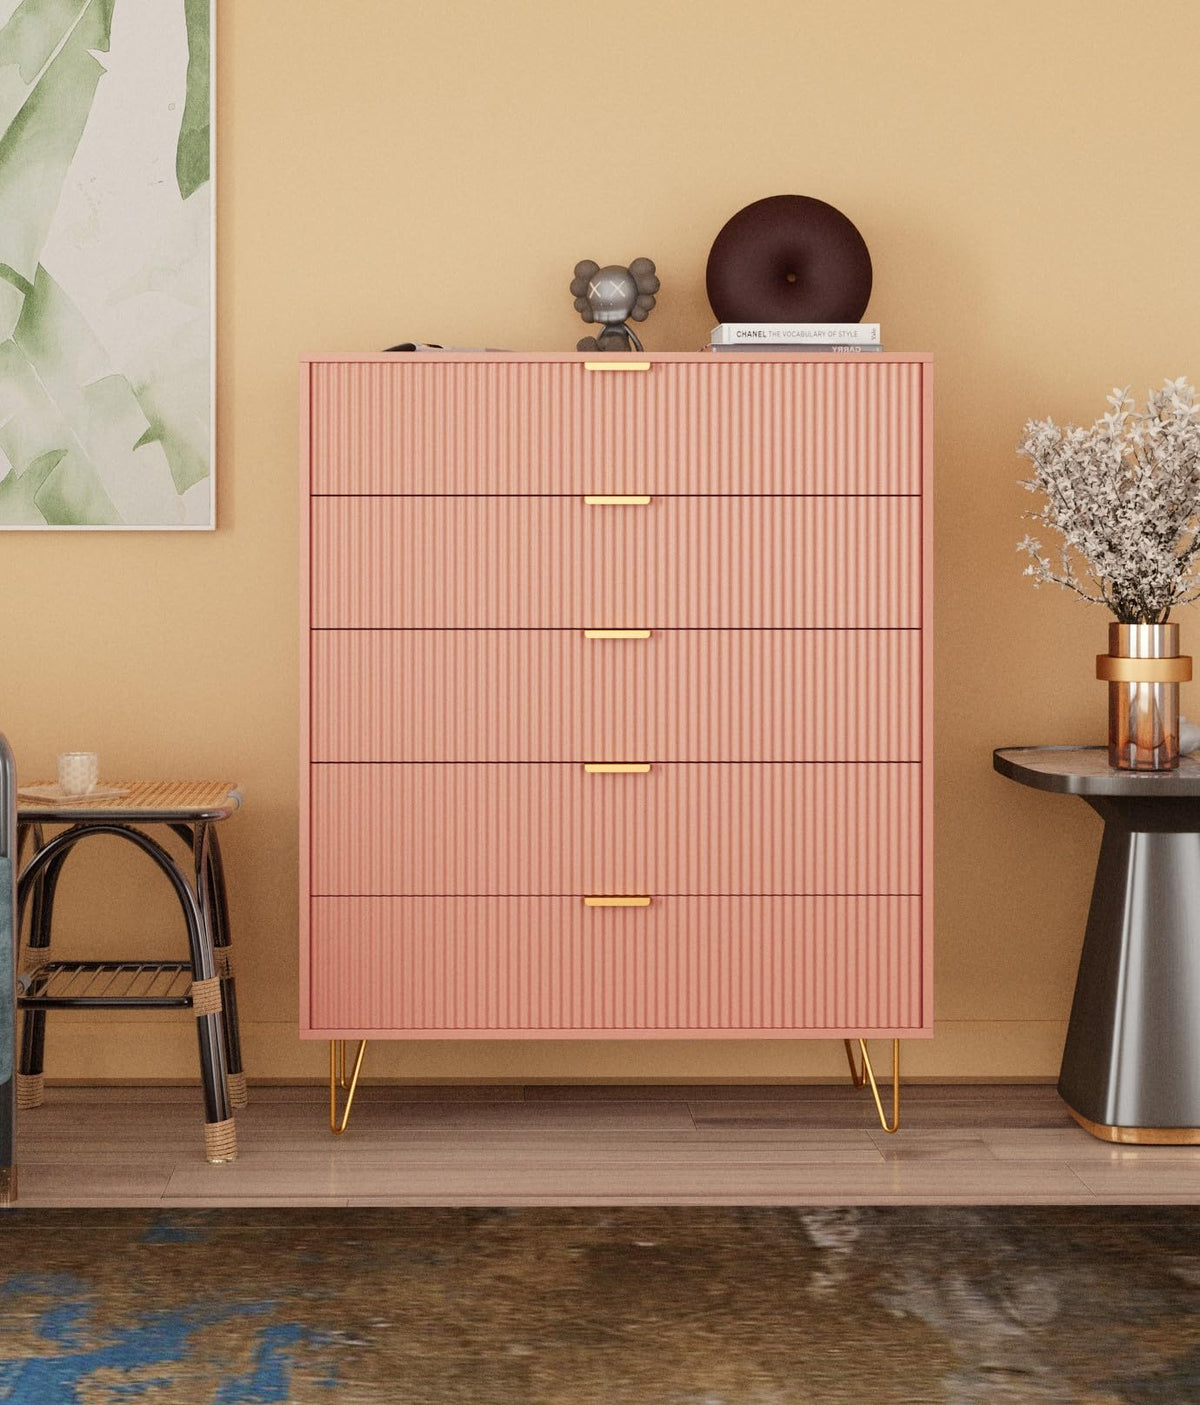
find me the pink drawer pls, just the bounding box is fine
[310,762,921,897]
[310,628,921,762]
[306,895,925,1034]
[309,358,924,495]
[310,496,920,628]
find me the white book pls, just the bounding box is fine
[710,322,880,345]
[709,344,883,353]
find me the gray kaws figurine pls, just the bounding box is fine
[571,259,659,352]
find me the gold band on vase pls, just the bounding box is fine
[1096,654,1193,683]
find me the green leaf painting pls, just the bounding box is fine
[0,0,213,528]
[176,0,209,200]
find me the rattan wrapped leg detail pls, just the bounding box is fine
[16,1073,43,1110]
[225,1071,248,1109]
[203,1117,237,1163]
[190,976,223,1016]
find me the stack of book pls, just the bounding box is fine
[708,323,881,352]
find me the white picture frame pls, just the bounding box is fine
[0,0,215,530]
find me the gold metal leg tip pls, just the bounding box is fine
[330,1039,369,1135]
[844,1038,901,1134]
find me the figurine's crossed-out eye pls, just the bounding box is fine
[570,258,660,353]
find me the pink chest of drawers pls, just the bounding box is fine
[300,353,933,1042]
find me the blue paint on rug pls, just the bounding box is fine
[82,1379,176,1399]
[215,1323,306,1403]
[33,1301,90,1346]
[0,1283,316,1405]
[1,1274,86,1301]
[139,1214,208,1246]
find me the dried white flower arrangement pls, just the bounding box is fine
[1017,378,1200,624]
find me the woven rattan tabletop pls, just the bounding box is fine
[17,780,241,822]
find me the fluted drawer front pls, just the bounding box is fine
[309,358,924,495]
[311,496,920,628]
[311,628,921,762]
[308,896,924,1033]
[310,763,921,896]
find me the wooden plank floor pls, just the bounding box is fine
[7,1084,1200,1207]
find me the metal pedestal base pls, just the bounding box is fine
[1060,797,1200,1143]
[1067,1106,1200,1146]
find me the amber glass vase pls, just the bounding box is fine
[1103,623,1185,771]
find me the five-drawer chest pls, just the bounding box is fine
[301,352,932,1073]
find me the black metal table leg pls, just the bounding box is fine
[188,823,236,1159]
[16,826,58,1111]
[176,822,246,1109]
[207,829,246,1107]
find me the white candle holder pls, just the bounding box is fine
[57,752,99,796]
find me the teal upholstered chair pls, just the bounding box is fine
[0,735,16,1206]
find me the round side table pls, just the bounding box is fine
[994,746,1200,1144]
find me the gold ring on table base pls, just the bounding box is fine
[1066,1105,1200,1145]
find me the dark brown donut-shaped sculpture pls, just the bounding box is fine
[705,195,872,324]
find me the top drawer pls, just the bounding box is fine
[308,358,925,496]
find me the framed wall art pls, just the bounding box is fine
[0,0,214,529]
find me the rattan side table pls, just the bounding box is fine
[994,746,1200,1144]
[15,782,246,1164]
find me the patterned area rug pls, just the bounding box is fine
[0,1207,1198,1403]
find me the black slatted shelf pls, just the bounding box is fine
[18,960,194,1009]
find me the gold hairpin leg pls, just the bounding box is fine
[329,1039,368,1135]
[844,1038,900,1134]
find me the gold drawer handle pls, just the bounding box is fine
[583,495,652,506]
[1096,654,1193,683]
[584,361,650,372]
[584,896,652,907]
[584,762,652,774]
[583,629,652,640]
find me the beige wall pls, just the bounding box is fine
[5,0,1198,1082]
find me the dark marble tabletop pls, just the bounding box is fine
[994,746,1200,796]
